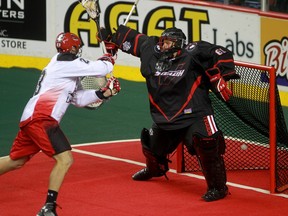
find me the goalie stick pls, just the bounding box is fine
[123,0,140,26]
[78,0,107,54]
[78,0,140,49]
[78,0,140,108]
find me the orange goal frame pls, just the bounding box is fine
[176,61,277,193]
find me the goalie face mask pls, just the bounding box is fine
[157,27,186,54]
[55,32,83,56]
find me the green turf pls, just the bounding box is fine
[1,67,288,157]
[0,67,152,156]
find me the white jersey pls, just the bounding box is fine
[20,53,113,126]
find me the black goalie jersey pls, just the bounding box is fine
[113,25,238,130]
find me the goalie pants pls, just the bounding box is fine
[142,115,227,189]
[147,115,220,156]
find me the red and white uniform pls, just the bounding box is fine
[20,54,113,127]
[10,54,113,159]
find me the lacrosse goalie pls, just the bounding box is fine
[0,32,120,216]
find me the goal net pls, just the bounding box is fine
[176,61,288,193]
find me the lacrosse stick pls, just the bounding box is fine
[79,0,140,50]
[123,0,140,26]
[78,0,110,109]
[78,0,107,54]
[78,0,140,109]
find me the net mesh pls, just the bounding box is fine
[180,62,288,193]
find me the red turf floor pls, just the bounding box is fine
[0,140,287,216]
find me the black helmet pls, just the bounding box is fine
[159,27,186,51]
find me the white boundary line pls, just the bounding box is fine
[71,140,288,199]
[71,139,140,147]
[2,139,288,198]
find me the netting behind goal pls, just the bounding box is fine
[176,61,288,193]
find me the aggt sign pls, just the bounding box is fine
[64,1,256,60]
[64,2,209,48]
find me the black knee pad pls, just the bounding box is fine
[140,128,169,176]
[192,131,227,190]
[192,131,226,157]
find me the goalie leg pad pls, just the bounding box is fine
[192,131,228,201]
[132,128,169,181]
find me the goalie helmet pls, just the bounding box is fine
[155,27,186,72]
[55,32,82,55]
[158,27,186,53]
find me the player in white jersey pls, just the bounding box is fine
[0,32,121,216]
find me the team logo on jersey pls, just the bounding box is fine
[154,70,185,77]
[155,62,186,85]
[122,41,131,52]
[186,42,197,51]
[215,48,227,55]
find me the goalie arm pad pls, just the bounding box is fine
[112,25,147,57]
[192,41,240,81]
[209,45,240,81]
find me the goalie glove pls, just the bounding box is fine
[95,76,121,99]
[96,28,118,56]
[205,67,232,102]
[96,27,112,42]
[98,53,115,65]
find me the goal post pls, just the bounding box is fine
[176,61,288,194]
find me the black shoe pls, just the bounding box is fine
[132,168,154,181]
[36,203,58,216]
[202,186,229,202]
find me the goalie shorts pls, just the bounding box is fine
[149,115,219,156]
[10,117,72,160]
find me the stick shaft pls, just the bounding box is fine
[123,0,140,26]
[93,17,108,54]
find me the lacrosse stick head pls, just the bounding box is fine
[81,76,107,109]
[78,0,100,20]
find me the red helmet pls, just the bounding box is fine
[55,32,82,53]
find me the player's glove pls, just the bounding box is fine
[96,28,118,56]
[98,53,115,65]
[205,67,232,102]
[95,76,121,99]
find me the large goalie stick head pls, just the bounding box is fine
[78,0,100,20]
[78,0,107,56]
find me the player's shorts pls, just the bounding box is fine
[10,117,72,160]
